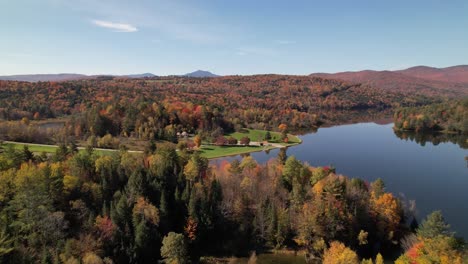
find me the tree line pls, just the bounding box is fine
[0,75,434,133]
[394,98,468,134]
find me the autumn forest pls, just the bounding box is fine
[0,72,466,264]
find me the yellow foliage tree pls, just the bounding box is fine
[193,135,202,148]
[323,241,359,264]
[95,155,113,174]
[398,236,465,264]
[375,253,384,264]
[184,159,199,182]
[82,252,103,264]
[63,175,80,194]
[0,170,16,204]
[370,192,401,239]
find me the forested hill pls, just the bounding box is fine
[394,98,468,134]
[395,65,468,83]
[0,75,433,130]
[310,66,468,98]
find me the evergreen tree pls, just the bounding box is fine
[161,232,188,264]
[417,211,453,238]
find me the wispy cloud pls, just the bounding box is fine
[51,0,226,44]
[275,40,296,45]
[91,19,138,32]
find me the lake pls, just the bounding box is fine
[211,122,468,238]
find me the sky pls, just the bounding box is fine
[1,0,467,75]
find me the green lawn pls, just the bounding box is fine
[2,129,302,160]
[198,145,275,159]
[225,129,301,144]
[3,142,59,153]
[2,142,118,156]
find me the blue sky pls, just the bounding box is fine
[1,0,467,75]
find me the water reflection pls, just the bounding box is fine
[212,122,468,238]
[393,130,468,149]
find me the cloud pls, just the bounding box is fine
[53,0,226,43]
[91,19,138,32]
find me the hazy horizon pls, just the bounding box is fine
[1,64,468,77]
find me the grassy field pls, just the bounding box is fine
[2,128,302,159]
[198,145,275,159]
[197,129,302,159]
[2,142,119,156]
[226,129,301,145]
[3,142,59,153]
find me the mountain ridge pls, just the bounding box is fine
[183,70,219,78]
[0,70,220,82]
[310,65,468,98]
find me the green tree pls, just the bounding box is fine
[277,148,287,164]
[54,144,69,162]
[0,231,13,259]
[161,232,188,264]
[22,145,34,162]
[417,210,452,238]
[370,178,385,197]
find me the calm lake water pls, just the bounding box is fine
[211,122,468,238]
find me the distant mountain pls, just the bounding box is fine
[310,65,468,98]
[184,70,219,78]
[0,73,88,82]
[396,65,468,83]
[125,73,157,78]
[0,73,158,82]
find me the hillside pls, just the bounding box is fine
[310,65,468,98]
[396,65,468,83]
[394,98,468,134]
[0,75,433,131]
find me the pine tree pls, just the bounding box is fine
[417,211,453,238]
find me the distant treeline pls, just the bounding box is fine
[0,75,434,134]
[394,98,468,134]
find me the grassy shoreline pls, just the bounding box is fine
[1,129,302,159]
[226,129,301,145]
[198,145,277,159]
[1,141,124,156]
[200,129,302,159]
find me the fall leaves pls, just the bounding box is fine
[0,74,425,137]
[370,192,402,241]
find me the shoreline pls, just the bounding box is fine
[1,132,302,159]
